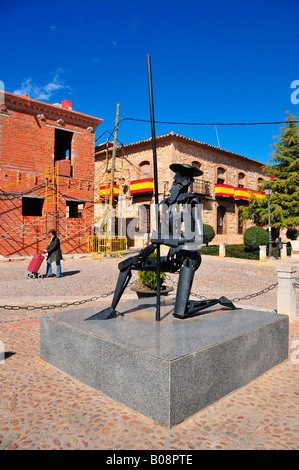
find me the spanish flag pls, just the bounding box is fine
[234,187,253,200]
[214,184,235,198]
[99,185,119,198]
[130,178,154,195]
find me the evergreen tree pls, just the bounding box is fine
[240,112,299,232]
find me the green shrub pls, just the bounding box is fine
[200,244,260,259]
[226,244,259,260]
[137,252,166,290]
[203,224,215,246]
[200,245,219,256]
[286,228,299,240]
[244,226,269,251]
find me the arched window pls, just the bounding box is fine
[191,161,203,193]
[217,167,226,184]
[257,177,264,188]
[191,161,203,177]
[138,204,151,234]
[217,205,226,234]
[139,161,151,180]
[238,172,246,188]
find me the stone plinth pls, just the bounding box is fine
[259,245,267,261]
[40,297,289,427]
[277,265,297,321]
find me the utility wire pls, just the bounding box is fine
[119,117,299,126]
[96,117,299,143]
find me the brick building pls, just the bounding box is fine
[95,132,266,248]
[0,91,102,257]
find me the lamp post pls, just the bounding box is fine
[264,184,273,258]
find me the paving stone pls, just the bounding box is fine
[0,255,298,449]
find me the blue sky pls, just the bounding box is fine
[1,0,298,164]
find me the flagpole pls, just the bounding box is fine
[147,54,161,321]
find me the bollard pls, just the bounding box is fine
[259,245,267,262]
[219,242,225,258]
[281,243,287,259]
[276,265,297,321]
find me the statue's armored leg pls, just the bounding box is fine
[111,266,132,310]
[85,266,132,320]
[173,264,195,317]
[174,296,237,319]
[172,252,237,319]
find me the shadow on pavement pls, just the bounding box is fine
[60,270,80,277]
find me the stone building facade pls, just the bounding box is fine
[95,132,266,248]
[0,91,102,257]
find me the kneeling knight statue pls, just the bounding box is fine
[86,163,236,321]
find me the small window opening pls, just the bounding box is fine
[217,167,226,184]
[139,161,151,179]
[22,197,44,216]
[66,201,85,218]
[54,129,73,163]
[138,204,151,233]
[217,205,226,235]
[238,172,245,188]
[191,161,202,175]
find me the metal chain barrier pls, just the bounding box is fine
[165,275,278,302]
[0,283,133,321]
[231,283,278,302]
[0,290,115,312]
[165,275,208,300]
[2,276,296,323]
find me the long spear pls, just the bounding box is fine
[147,55,161,321]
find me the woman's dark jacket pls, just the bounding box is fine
[46,236,62,262]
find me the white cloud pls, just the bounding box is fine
[50,25,57,31]
[13,72,69,101]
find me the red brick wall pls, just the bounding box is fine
[0,92,102,257]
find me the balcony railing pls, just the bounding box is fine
[129,178,211,198]
[190,179,210,196]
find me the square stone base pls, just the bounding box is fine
[40,297,289,427]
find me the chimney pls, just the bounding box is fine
[61,100,73,110]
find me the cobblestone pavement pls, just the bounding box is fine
[0,254,298,450]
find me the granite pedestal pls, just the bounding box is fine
[40,297,289,427]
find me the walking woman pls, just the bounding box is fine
[44,229,63,278]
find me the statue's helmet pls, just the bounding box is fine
[169,163,203,178]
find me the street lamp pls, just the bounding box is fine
[264,184,273,258]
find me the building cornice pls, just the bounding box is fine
[1,91,102,130]
[109,132,265,168]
